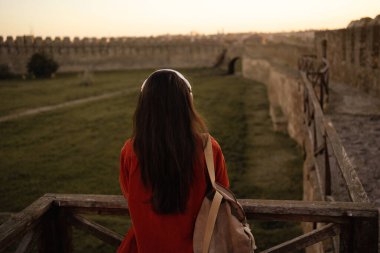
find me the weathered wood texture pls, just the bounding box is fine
[68,213,123,246]
[323,121,370,203]
[0,194,378,252]
[38,207,72,253]
[15,226,41,253]
[261,223,339,253]
[46,193,129,216]
[48,194,377,223]
[301,72,369,203]
[0,196,53,252]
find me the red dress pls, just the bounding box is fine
[118,136,229,253]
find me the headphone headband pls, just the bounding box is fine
[141,69,192,92]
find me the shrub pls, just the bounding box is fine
[0,64,14,79]
[27,52,59,78]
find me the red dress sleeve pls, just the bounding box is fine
[211,137,230,188]
[119,139,132,199]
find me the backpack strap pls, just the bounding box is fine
[202,134,223,253]
[202,191,223,253]
[204,134,216,188]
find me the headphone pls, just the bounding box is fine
[140,69,192,93]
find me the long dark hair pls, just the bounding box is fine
[132,70,207,214]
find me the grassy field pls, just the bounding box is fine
[0,69,150,117]
[0,68,303,252]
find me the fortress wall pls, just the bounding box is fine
[0,36,225,74]
[243,33,314,144]
[315,15,380,94]
[243,57,304,142]
[242,36,329,253]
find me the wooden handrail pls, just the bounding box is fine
[1,194,378,252]
[301,71,369,203]
[0,196,54,251]
[261,223,340,253]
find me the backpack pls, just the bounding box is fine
[193,135,257,253]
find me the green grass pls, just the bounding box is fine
[0,69,151,117]
[0,68,303,252]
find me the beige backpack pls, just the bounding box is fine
[193,135,257,253]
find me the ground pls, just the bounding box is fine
[326,81,380,205]
[0,68,303,252]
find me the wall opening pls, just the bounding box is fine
[228,57,242,75]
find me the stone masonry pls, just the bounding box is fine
[0,35,225,74]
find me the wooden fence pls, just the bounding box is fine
[298,55,379,252]
[298,55,369,203]
[0,194,378,253]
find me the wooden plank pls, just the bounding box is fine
[240,199,376,223]
[306,125,325,199]
[301,72,369,203]
[352,218,378,253]
[0,196,53,252]
[324,135,332,197]
[47,193,129,216]
[39,207,72,253]
[323,120,370,203]
[260,223,339,253]
[338,222,353,253]
[301,72,325,128]
[68,213,123,246]
[49,194,378,222]
[15,225,41,253]
[312,149,326,200]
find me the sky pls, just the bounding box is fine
[0,0,379,38]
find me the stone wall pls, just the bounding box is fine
[0,35,225,74]
[315,15,380,94]
[242,32,314,144]
[242,34,325,253]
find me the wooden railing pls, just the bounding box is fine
[299,54,369,203]
[298,55,329,110]
[0,194,378,253]
[298,55,380,252]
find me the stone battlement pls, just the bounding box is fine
[0,34,223,48]
[315,15,380,94]
[0,35,226,73]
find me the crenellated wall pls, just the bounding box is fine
[0,35,225,74]
[315,15,380,94]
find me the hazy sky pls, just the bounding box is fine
[0,0,379,38]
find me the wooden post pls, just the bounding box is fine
[319,73,324,110]
[339,222,353,253]
[324,134,332,197]
[352,218,378,253]
[38,206,72,253]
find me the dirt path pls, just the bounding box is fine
[0,90,133,123]
[326,81,380,205]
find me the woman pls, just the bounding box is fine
[118,69,229,253]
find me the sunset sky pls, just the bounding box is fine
[0,0,379,38]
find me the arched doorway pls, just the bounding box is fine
[228,57,242,75]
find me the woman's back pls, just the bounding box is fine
[118,136,228,253]
[118,69,229,253]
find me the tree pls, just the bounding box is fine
[27,52,59,78]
